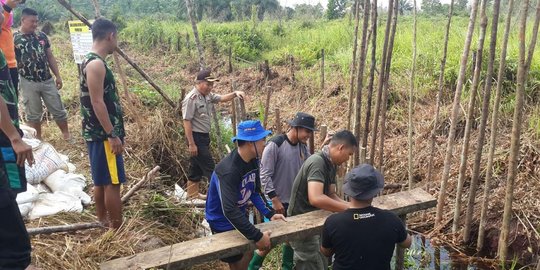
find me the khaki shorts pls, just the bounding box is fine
[20,77,67,123]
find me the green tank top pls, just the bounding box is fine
[80,52,125,141]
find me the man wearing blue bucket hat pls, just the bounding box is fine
[205,120,287,270]
[320,164,412,270]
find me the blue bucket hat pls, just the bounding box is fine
[232,120,272,142]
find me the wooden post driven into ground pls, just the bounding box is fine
[56,0,175,108]
[101,188,436,270]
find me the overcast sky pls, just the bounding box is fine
[279,0,462,8]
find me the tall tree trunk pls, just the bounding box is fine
[499,0,540,263]
[361,0,378,163]
[376,0,399,172]
[185,0,206,70]
[347,0,361,131]
[408,0,417,190]
[463,0,501,243]
[435,0,480,227]
[426,0,454,187]
[353,0,371,166]
[369,0,395,165]
[452,0,488,235]
[477,0,514,251]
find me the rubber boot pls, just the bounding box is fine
[248,250,265,270]
[187,181,207,200]
[282,244,294,270]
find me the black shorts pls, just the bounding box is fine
[0,170,31,269]
[188,132,215,182]
[9,68,19,95]
[210,227,244,264]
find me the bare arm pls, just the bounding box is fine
[219,91,245,103]
[398,234,412,248]
[0,97,34,166]
[46,48,62,89]
[320,246,334,257]
[308,181,349,212]
[328,184,347,203]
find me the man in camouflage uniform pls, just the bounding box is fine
[182,69,245,200]
[14,8,70,140]
[80,18,125,229]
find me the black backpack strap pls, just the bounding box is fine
[267,134,287,147]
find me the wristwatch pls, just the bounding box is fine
[107,130,118,139]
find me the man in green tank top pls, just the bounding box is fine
[80,18,125,229]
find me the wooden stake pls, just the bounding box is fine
[56,0,176,108]
[435,0,480,227]
[452,0,488,235]
[353,0,371,166]
[408,0,417,190]
[263,86,272,128]
[477,0,514,251]
[361,0,378,164]
[369,0,394,164]
[320,124,328,143]
[426,0,455,186]
[228,47,233,73]
[274,108,281,134]
[376,0,399,173]
[231,99,237,137]
[463,0,501,243]
[320,48,325,92]
[499,0,540,262]
[185,0,206,70]
[309,135,315,155]
[347,0,362,131]
[121,166,160,203]
[290,55,296,88]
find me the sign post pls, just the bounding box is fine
[68,20,93,65]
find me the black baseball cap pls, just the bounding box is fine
[342,164,384,200]
[287,112,318,131]
[196,69,220,82]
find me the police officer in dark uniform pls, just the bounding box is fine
[182,69,245,200]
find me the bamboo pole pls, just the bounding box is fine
[477,0,514,251]
[376,0,398,173]
[407,0,417,190]
[320,49,325,92]
[361,0,378,164]
[55,0,175,108]
[369,0,394,164]
[499,0,540,262]
[353,0,371,166]
[452,0,488,235]
[347,0,361,131]
[27,222,103,236]
[263,86,272,128]
[435,0,480,227]
[426,0,454,188]
[185,0,206,70]
[463,0,501,243]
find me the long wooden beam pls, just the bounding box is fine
[101,188,436,270]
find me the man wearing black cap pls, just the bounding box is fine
[320,164,412,270]
[249,112,317,269]
[182,69,245,200]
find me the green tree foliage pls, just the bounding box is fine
[326,0,348,20]
[421,0,444,15]
[399,0,414,15]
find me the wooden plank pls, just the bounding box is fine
[101,188,435,270]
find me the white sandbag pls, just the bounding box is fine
[67,163,76,173]
[22,138,41,149]
[16,184,39,204]
[35,183,51,193]
[43,170,86,192]
[59,154,69,163]
[18,202,33,217]
[25,143,68,184]
[28,191,83,220]
[20,125,37,139]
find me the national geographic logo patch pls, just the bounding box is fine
[353,213,375,220]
